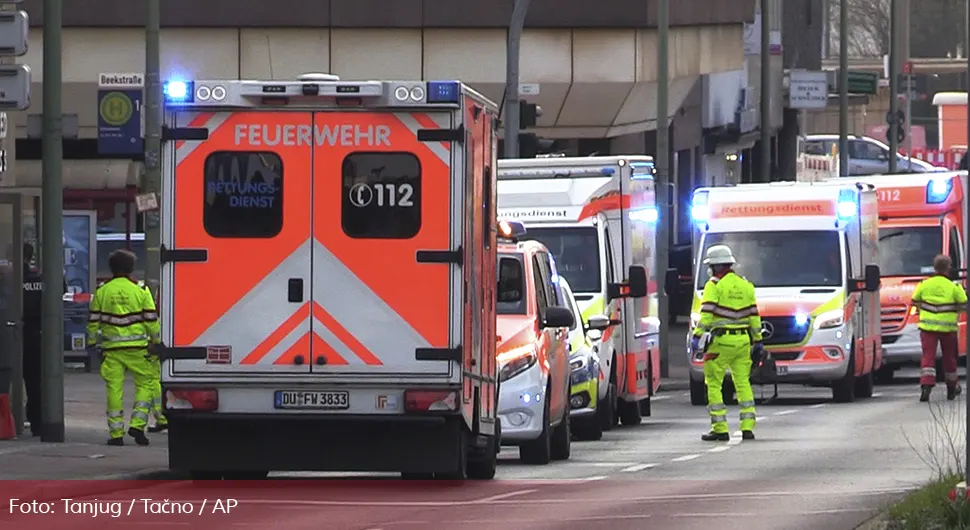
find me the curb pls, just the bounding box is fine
[7,468,183,503]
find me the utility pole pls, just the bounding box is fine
[758,0,771,182]
[503,0,531,158]
[838,0,849,176]
[143,0,162,300]
[40,0,65,443]
[964,0,970,487]
[888,0,900,173]
[656,0,670,378]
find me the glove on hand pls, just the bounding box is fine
[750,341,765,364]
[690,336,701,353]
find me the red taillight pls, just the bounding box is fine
[404,390,458,413]
[165,389,218,411]
[206,346,232,364]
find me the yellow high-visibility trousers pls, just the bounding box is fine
[703,335,756,434]
[101,349,154,438]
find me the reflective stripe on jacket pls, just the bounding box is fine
[87,277,161,350]
[912,274,968,333]
[693,270,763,342]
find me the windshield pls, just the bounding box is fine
[97,238,147,280]
[696,231,843,288]
[524,226,601,293]
[878,226,942,277]
[497,255,527,315]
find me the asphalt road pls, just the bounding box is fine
[6,328,962,530]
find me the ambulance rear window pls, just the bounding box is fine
[203,151,284,238]
[342,152,421,239]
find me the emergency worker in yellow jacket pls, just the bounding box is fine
[913,254,967,402]
[691,245,763,442]
[86,250,160,446]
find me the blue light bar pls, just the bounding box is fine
[836,188,857,220]
[426,81,461,103]
[630,161,656,179]
[163,80,195,105]
[691,190,710,223]
[926,177,953,204]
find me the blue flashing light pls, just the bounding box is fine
[926,177,953,204]
[630,161,656,180]
[629,207,658,223]
[836,188,857,220]
[426,81,461,103]
[601,167,616,176]
[794,313,809,327]
[691,190,710,223]
[163,80,194,105]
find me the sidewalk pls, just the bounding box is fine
[0,370,170,480]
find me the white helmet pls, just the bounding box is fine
[703,244,736,265]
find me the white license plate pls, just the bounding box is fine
[775,365,789,376]
[274,391,349,410]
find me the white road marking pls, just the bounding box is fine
[670,508,875,517]
[233,487,914,508]
[572,461,641,467]
[472,489,537,504]
[671,454,702,462]
[682,391,691,397]
[872,392,883,398]
[379,514,655,525]
[651,395,670,401]
[707,446,731,453]
[773,409,798,416]
[583,476,608,481]
[620,463,659,472]
[810,403,827,409]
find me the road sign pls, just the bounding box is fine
[0,65,31,110]
[518,83,540,97]
[97,73,144,156]
[0,11,28,56]
[134,192,158,213]
[831,72,878,95]
[896,73,923,95]
[902,61,913,75]
[789,70,828,109]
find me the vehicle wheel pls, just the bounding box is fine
[599,381,616,431]
[832,344,857,403]
[550,395,571,461]
[189,470,224,481]
[467,435,497,479]
[573,413,603,441]
[638,397,651,417]
[222,471,269,480]
[618,399,642,426]
[936,359,945,383]
[854,362,875,399]
[689,377,707,406]
[519,385,552,465]
[874,365,895,384]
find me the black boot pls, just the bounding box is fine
[742,430,755,440]
[128,427,150,446]
[948,385,963,401]
[107,437,124,446]
[920,385,932,402]
[701,431,729,442]
[147,424,168,433]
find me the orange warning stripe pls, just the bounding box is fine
[312,303,383,366]
[311,333,349,365]
[240,302,310,364]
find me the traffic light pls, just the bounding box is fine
[518,133,539,158]
[520,102,541,128]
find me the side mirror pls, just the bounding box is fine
[542,306,575,329]
[664,268,679,297]
[608,265,648,299]
[864,264,880,292]
[586,314,611,331]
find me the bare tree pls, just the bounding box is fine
[827,0,890,57]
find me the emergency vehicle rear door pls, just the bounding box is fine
[167,111,313,374]
[309,111,456,376]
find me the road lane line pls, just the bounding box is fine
[707,446,731,453]
[773,409,797,416]
[620,463,659,472]
[472,489,538,504]
[581,476,609,481]
[671,454,701,462]
[810,403,826,408]
[651,395,670,401]
[573,461,641,467]
[670,508,875,517]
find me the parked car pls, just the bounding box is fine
[558,277,610,441]
[804,134,947,175]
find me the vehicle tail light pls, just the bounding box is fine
[165,389,218,411]
[404,390,458,413]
